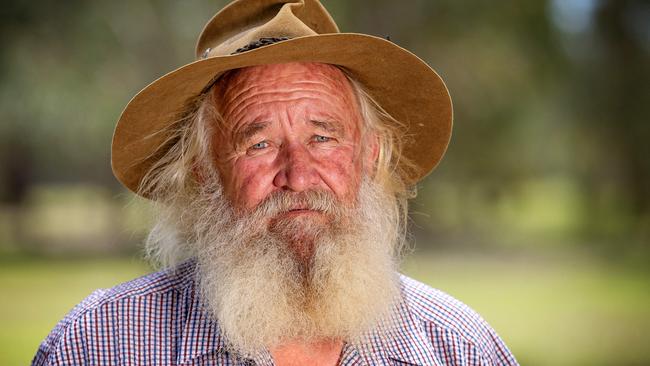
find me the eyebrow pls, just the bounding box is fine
[309,119,342,135]
[232,121,269,148]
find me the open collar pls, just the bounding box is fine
[175,265,440,366]
[353,279,443,366]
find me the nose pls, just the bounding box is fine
[273,142,320,192]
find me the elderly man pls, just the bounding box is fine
[33,0,518,365]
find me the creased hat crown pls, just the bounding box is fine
[196,0,339,59]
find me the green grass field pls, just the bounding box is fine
[1,253,649,365]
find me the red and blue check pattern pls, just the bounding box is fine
[32,260,518,365]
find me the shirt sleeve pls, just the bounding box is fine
[31,289,106,366]
[477,320,518,365]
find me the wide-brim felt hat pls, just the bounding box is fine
[112,0,453,197]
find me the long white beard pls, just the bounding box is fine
[186,178,402,357]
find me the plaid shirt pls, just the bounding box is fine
[32,260,518,365]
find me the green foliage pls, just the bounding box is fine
[1,0,648,253]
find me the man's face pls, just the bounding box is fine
[211,62,371,213]
[181,64,400,353]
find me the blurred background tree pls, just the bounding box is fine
[0,0,648,365]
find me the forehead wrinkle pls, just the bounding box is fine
[230,63,350,88]
[227,96,353,136]
[225,88,353,126]
[222,87,334,119]
[215,63,361,136]
[221,77,348,116]
[220,64,353,104]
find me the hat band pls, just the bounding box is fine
[232,36,291,54]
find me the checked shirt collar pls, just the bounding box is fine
[173,261,439,366]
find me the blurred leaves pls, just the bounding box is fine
[0,0,648,254]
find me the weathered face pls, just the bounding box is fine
[184,65,400,352]
[211,62,374,214]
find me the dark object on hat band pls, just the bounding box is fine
[233,37,291,54]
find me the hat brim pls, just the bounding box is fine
[112,33,452,196]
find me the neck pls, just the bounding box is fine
[270,339,344,366]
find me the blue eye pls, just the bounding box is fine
[313,135,331,143]
[251,141,268,149]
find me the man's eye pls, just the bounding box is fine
[313,135,331,143]
[251,141,268,150]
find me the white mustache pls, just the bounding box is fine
[245,189,347,219]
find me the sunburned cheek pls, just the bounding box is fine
[323,145,361,170]
[230,160,276,208]
[325,154,355,172]
[316,149,363,198]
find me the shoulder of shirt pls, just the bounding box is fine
[398,273,502,356]
[87,259,194,305]
[69,260,196,320]
[32,261,197,365]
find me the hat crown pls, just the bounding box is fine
[195,0,339,59]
